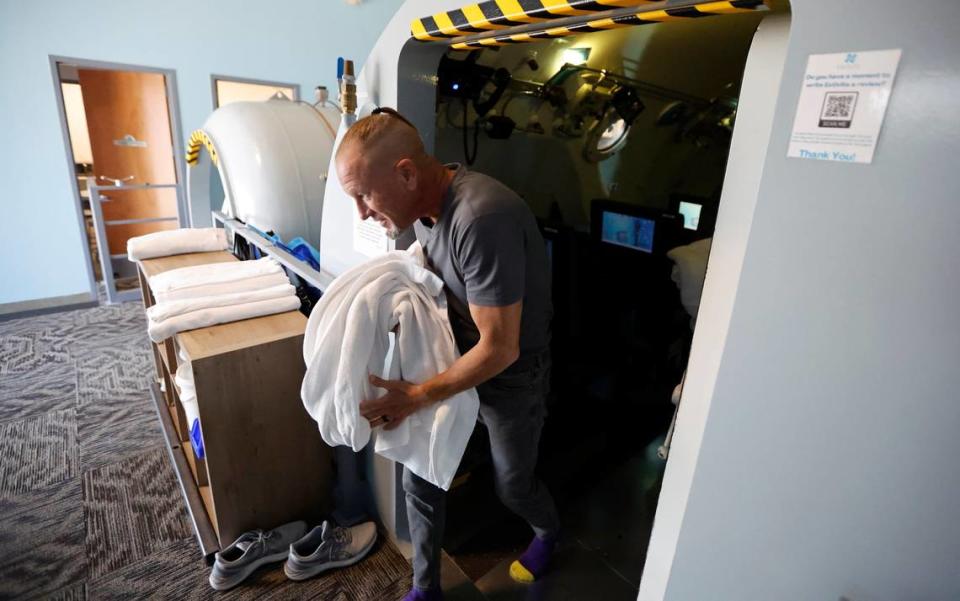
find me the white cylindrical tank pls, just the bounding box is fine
[187,97,340,246]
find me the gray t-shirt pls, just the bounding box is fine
[414,165,551,357]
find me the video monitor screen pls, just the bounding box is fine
[678,201,702,231]
[600,211,655,253]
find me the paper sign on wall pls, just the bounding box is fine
[788,49,901,164]
[353,210,390,257]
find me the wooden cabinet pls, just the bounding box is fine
[138,251,332,558]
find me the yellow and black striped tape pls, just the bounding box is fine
[413,0,766,47]
[186,130,218,167]
[412,0,659,41]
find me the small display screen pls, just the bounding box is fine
[600,211,655,253]
[678,201,702,231]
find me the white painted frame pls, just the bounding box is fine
[210,74,301,109]
[637,13,792,599]
[49,55,189,305]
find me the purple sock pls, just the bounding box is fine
[403,587,444,601]
[517,534,558,578]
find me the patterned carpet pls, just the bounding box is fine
[0,300,412,600]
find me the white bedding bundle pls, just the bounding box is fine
[127,228,228,261]
[301,243,479,490]
[146,257,299,342]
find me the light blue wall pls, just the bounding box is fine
[0,0,403,305]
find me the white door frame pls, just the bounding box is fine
[49,55,189,302]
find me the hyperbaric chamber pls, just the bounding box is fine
[187,97,340,247]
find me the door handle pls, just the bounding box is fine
[97,175,135,186]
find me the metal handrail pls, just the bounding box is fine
[87,179,183,304]
[211,211,335,293]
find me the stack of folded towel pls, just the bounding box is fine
[146,257,300,342]
[127,229,301,456]
[127,227,228,261]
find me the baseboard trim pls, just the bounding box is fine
[0,292,97,321]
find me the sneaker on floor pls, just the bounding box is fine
[209,520,307,591]
[283,520,378,581]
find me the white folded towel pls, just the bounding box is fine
[127,228,228,261]
[301,243,479,491]
[147,295,301,343]
[147,283,296,323]
[149,257,283,296]
[175,348,204,459]
[175,347,197,411]
[155,272,289,304]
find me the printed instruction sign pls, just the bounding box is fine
[353,210,390,257]
[788,49,901,164]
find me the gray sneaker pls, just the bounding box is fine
[284,520,377,581]
[209,520,307,591]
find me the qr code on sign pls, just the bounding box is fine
[819,91,858,128]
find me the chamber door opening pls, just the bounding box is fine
[426,6,776,593]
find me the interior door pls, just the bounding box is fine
[78,69,179,256]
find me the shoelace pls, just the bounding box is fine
[237,529,273,553]
[323,526,351,561]
[256,530,275,546]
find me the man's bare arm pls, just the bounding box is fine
[360,300,522,430]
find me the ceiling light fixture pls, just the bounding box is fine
[561,47,591,66]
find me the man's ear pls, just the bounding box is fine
[395,158,418,191]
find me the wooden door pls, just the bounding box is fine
[78,69,179,255]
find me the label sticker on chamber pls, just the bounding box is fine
[353,210,390,258]
[788,49,901,164]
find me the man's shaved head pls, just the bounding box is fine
[336,110,427,172]
[336,109,452,239]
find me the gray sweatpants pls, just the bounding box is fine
[403,351,561,591]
